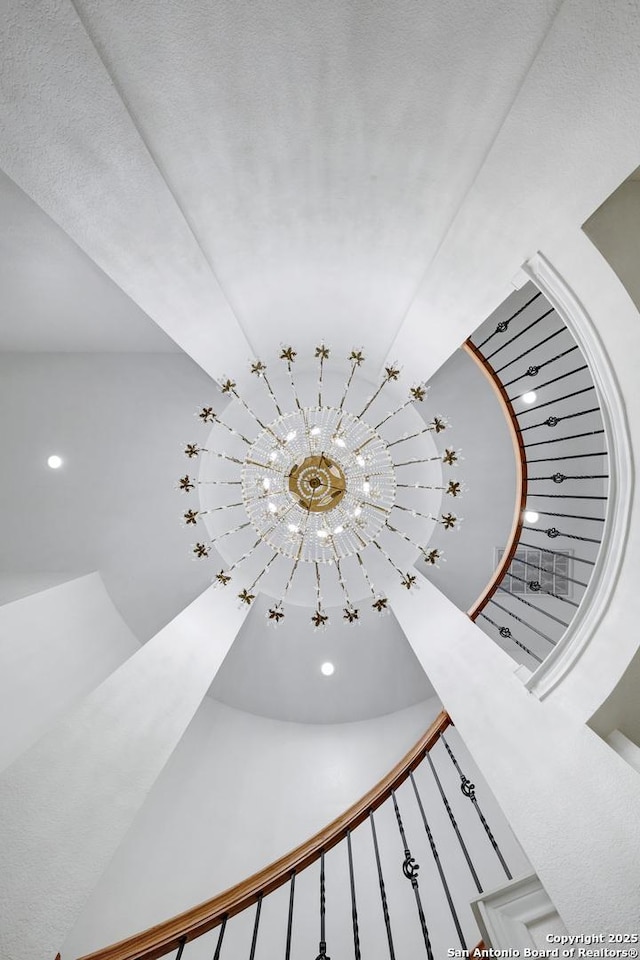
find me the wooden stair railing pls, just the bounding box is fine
[464,288,609,665]
[463,339,527,622]
[78,713,454,960]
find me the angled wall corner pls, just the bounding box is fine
[0,572,140,773]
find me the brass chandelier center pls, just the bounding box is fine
[288,454,347,513]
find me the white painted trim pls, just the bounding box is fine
[471,873,567,949]
[519,253,634,702]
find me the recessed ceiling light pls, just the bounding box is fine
[524,510,540,523]
[320,662,335,676]
[47,455,63,469]
[521,391,537,405]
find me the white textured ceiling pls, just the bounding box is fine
[0,170,176,352]
[2,0,640,722]
[0,0,563,374]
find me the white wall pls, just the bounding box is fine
[0,573,139,772]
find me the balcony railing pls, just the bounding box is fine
[467,285,609,668]
[71,712,520,960]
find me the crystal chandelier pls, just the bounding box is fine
[178,346,463,627]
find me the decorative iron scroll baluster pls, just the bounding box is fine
[489,598,556,645]
[175,937,186,960]
[484,305,553,360]
[249,893,263,960]
[497,587,570,629]
[519,406,601,431]
[315,850,330,960]
[504,356,584,390]
[212,916,227,960]
[440,734,512,879]
[346,830,362,960]
[391,790,434,959]
[369,810,397,960]
[477,290,542,349]
[494,323,566,373]
[479,612,542,663]
[425,750,482,892]
[284,871,295,960]
[409,771,467,950]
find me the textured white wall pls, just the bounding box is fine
[0,573,139,772]
[0,586,247,960]
[62,696,530,960]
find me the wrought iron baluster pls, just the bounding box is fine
[503,353,583,389]
[493,322,564,372]
[315,850,330,960]
[515,384,595,413]
[346,830,362,960]
[524,428,605,447]
[175,937,187,960]
[285,871,295,960]
[519,406,601,431]
[249,894,263,960]
[409,771,467,950]
[391,790,434,959]
[503,570,579,607]
[369,810,397,960]
[497,586,570,628]
[518,540,597,565]
[476,290,542,350]
[521,524,602,545]
[425,751,482,892]
[484,305,552,360]
[440,734,512,879]
[532,510,605,523]
[479,613,543,663]
[526,450,607,463]
[212,916,227,960]
[489,598,556,645]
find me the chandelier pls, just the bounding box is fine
[178,346,463,627]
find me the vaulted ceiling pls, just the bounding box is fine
[2,0,639,722]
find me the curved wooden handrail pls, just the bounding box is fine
[77,711,451,960]
[462,339,528,621]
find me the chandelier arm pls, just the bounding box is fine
[227,537,264,574]
[284,357,301,411]
[338,360,359,412]
[263,372,284,418]
[394,503,438,523]
[393,456,442,468]
[246,552,279,593]
[386,426,436,448]
[209,520,252,548]
[372,539,405,579]
[316,345,329,407]
[314,562,324,613]
[198,479,243,486]
[373,398,412,431]
[217,419,252,446]
[356,552,379,600]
